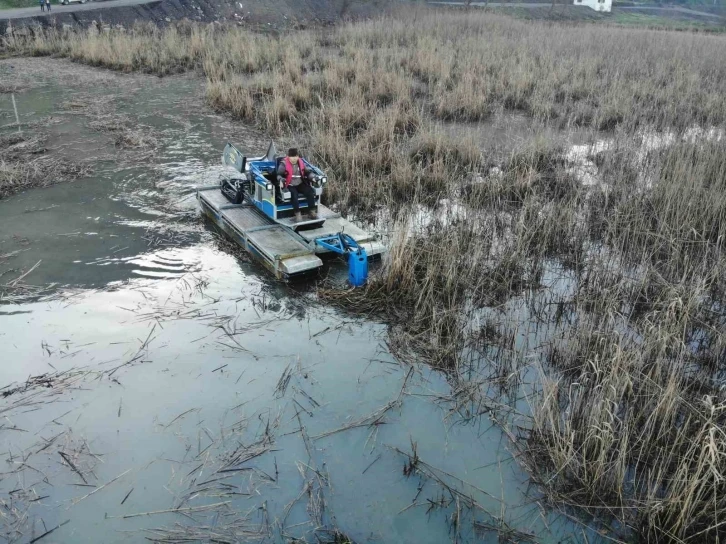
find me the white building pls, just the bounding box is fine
[574,0,612,12]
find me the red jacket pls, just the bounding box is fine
[283,157,306,188]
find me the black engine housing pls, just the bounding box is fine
[221,176,247,204]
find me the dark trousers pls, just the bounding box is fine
[40,3,44,10]
[289,183,316,214]
[46,2,50,10]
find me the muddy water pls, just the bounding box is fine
[0,59,594,543]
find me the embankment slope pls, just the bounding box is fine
[0,0,390,32]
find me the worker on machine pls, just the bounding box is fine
[277,148,317,222]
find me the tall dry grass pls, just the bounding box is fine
[4,11,726,209]
[5,11,726,211]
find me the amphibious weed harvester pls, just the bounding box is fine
[197,143,384,285]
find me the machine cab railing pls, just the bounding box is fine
[248,158,326,221]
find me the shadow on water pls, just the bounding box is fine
[0,59,604,543]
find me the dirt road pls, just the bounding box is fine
[0,0,158,20]
[429,0,722,20]
[619,5,723,18]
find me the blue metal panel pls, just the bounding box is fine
[277,196,318,212]
[249,163,274,188]
[262,200,276,217]
[252,173,268,187]
[314,233,368,287]
[348,248,368,287]
[316,236,346,255]
[248,162,277,218]
[250,160,276,175]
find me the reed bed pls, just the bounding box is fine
[4,8,726,542]
[4,11,726,208]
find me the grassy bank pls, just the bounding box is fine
[610,10,723,29]
[4,10,726,542]
[495,4,726,30]
[0,0,36,9]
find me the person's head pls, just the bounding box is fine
[287,148,299,162]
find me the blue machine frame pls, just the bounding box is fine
[215,142,376,286]
[315,233,369,287]
[247,159,326,220]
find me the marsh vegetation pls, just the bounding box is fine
[3,8,726,542]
